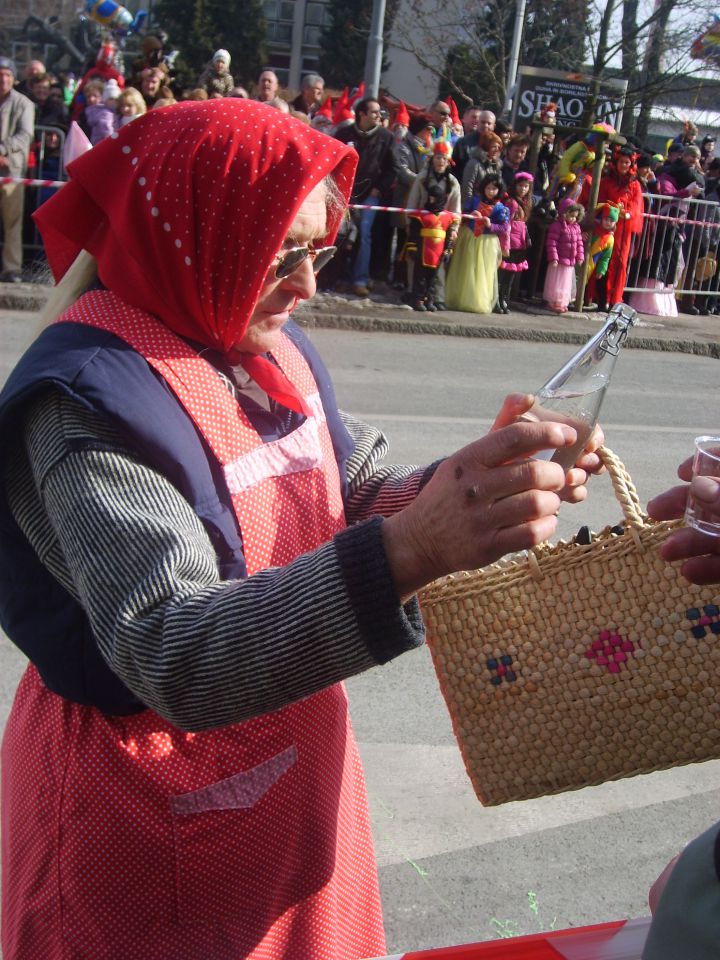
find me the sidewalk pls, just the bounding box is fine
[2,280,718,359]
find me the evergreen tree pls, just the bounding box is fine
[153,0,268,90]
[318,0,400,88]
[435,0,587,113]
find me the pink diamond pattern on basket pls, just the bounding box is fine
[686,605,720,639]
[585,631,637,673]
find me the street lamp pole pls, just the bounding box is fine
[364,0,387,99]
[503,0,526,117]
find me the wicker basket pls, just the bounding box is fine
[419,447,720,806]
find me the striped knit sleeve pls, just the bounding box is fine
[340,410,442,523]
[6,391,424,731]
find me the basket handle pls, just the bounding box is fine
[596,446,648,530]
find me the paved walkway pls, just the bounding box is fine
[2,281,718,358]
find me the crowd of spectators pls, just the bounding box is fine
[0,33,718,310]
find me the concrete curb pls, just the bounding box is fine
[3,284,719,359]
[0,288,49,313]
[297,309,720,359]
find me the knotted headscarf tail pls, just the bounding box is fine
[34,100,358,356]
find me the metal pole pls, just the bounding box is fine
[502,0,526,116]
[574,133,611,311]
[363,0,387,99]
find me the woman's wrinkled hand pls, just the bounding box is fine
[491,393,605,504]
[382,418,576,600]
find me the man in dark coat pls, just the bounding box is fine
[334,97,396,296]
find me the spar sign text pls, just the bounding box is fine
[511,66,628,129]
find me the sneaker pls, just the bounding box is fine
[412,300,427,312]
[433,302,446,311]
[353,284,370,297]
[425,301,437,312]
[0,270,22,283]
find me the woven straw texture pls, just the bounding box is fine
[419,448,720,806]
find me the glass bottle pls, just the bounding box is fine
[523,303,636,470]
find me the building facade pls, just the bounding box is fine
[262,0,332,91]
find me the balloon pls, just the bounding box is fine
[691,15,720,65]
[84,0,147,36]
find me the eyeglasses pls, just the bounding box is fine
[271,244,337,279]
[436,111,450,118]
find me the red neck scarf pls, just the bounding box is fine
[35,100,358,413]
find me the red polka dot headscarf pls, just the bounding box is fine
[34,100,358,352]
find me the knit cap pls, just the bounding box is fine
[103,79,121,101]
[213,49,231,65]
[0,57,16,77]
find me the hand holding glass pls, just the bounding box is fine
[684,436,720,537]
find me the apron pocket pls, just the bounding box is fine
[170,744,297,815]
[170,743,333,936]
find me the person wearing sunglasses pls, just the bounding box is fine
[0,99,601,960]
[428,99,452,135]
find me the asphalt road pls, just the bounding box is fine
[1,312,719,956]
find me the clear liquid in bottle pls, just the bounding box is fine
[524,383,608,470]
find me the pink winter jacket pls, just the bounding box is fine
[545,219,584,265]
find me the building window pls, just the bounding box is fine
[305,2,325,25]
[267,21,293,43]
[303,25,322,45]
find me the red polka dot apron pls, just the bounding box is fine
[1,291,386,960]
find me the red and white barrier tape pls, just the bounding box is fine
[2,178,717,233]
[1,176,66,189]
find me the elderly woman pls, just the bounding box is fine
[0,100,598,959]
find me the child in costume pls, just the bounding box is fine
[594,147,644,306]
[406,140,461,311]
[543,197,585,313]
[446,173,510,314]
[85,79,120,145]
[585,202,619,309]
[497,172,533,314]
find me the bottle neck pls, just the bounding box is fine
[539,305,636,394]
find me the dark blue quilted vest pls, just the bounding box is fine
[0,320,353,714]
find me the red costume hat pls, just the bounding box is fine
[595,201,620,222]
[350,81,365,106]
[332,87,354,127]
[316,96,333,120]
[447,96,460,126]
[393,100,410,127]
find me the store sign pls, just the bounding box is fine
[511,66,628,129]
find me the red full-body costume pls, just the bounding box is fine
[593,158,644,304]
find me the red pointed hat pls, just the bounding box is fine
[317,95,333,119]
[351,80,365,105]
[333,88,355,127]
[447,96,460,125]
[394,100,410,127]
